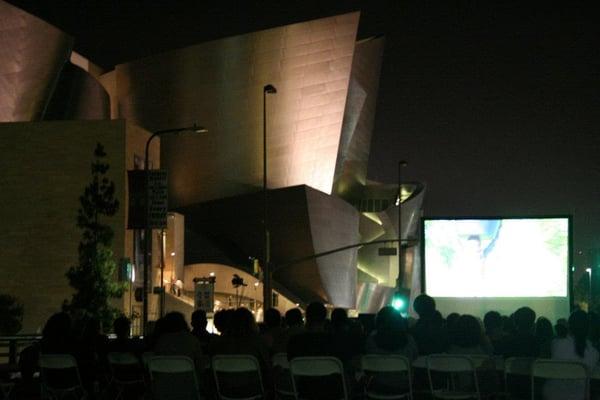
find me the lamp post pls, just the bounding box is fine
[263,84,277,311]
[143,124,207,334]
[396,160,407,291]
[587,267,592,310]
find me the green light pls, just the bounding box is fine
[392,297,405,311]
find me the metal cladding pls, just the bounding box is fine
[178,185,360,308]
[115,12,361,207]
[356,184,426,288]
[334,36,385,200]
[44,63,110,121]
[0,0,73,121]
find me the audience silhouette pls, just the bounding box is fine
[12,295,600,400]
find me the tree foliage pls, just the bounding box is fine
[0,294,23,335]
[64,143,125,329]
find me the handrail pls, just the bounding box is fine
[0,335,42,364]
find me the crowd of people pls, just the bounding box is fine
[11,294,600,399]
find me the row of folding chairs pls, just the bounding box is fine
[380,354,592,400]
[38,352,399,400]
[38,352,592,400]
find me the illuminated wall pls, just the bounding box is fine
[0,0,73,122]
[0,120,158,331]
[334,36,385,199]
[116,12,360,207]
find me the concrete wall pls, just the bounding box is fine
[0,119,156,332]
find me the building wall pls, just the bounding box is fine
[334,36,385,200]
[0,119,156,332]
[115,12,360,207]
[0,0,73,122]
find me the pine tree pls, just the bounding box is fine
[0,294,23,335]
[64,143,125,329]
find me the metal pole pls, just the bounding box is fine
[397,160,407,290]
[262,84,276,311]
[141,125,207,334]
[160,229,165,318]
[143,132,159,335]
[589,268,593,309]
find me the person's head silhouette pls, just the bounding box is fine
[264,308,281,330]
[413,294,436,319]
[305,302,327,330]
[513,307,536,334]
[285,308,303,328]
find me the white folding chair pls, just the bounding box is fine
[148,356,202,400]
[531,359,589,400]
[272,353,294,399]
[107,352,144,400]
[427,354,480,399]
[290,356,348,400]
[212,355,264,400]
[503,357,533,399]
[361,354,412,400]
[39,354,87,400]
[142,352,155,369]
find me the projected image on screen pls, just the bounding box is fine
[424,218,569,297]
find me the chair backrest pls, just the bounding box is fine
[427,354,479,399]
[148,356,201,400]
[505,357,534,376]
[504,357,534,399]
[532,359,589,380]
[39,354,83,393]
[142,351,155,368]
[468,355,493,369]
[108,352,140,366]
[108,352,144,384]
[427,354,474,373]
[272,352,290,369]
[39,354,78,369]
[531,359,589,400]
[212,354,264,400]
[290,357,348,400]
[361,354,411,373]
[361,354,412,399]
[272,353,294,398]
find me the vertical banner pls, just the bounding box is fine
[147,169,168,228]
[127,170,168,229]
[194,277,215,312]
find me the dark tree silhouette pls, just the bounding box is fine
[0,294,23,335]
[64,143,124,329]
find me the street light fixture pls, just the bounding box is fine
[142,123,207,334]
[263,84,277,311]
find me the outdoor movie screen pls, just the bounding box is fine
[423,217,569,298]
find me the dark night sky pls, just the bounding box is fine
[9,1,600,264]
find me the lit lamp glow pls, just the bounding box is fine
[392,297,405,311]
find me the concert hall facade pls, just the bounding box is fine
[0,1,424,331]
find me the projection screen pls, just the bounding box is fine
[422,217,571,322]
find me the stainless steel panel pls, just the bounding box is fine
[0,0,73,121]
[334,36,385,200]
[44,63,110,120]
[116,13,360,207]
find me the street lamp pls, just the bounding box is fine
[263,84,277,311]
[142,123,207,334]
[396,160,407,291]
[587,267,592,309]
